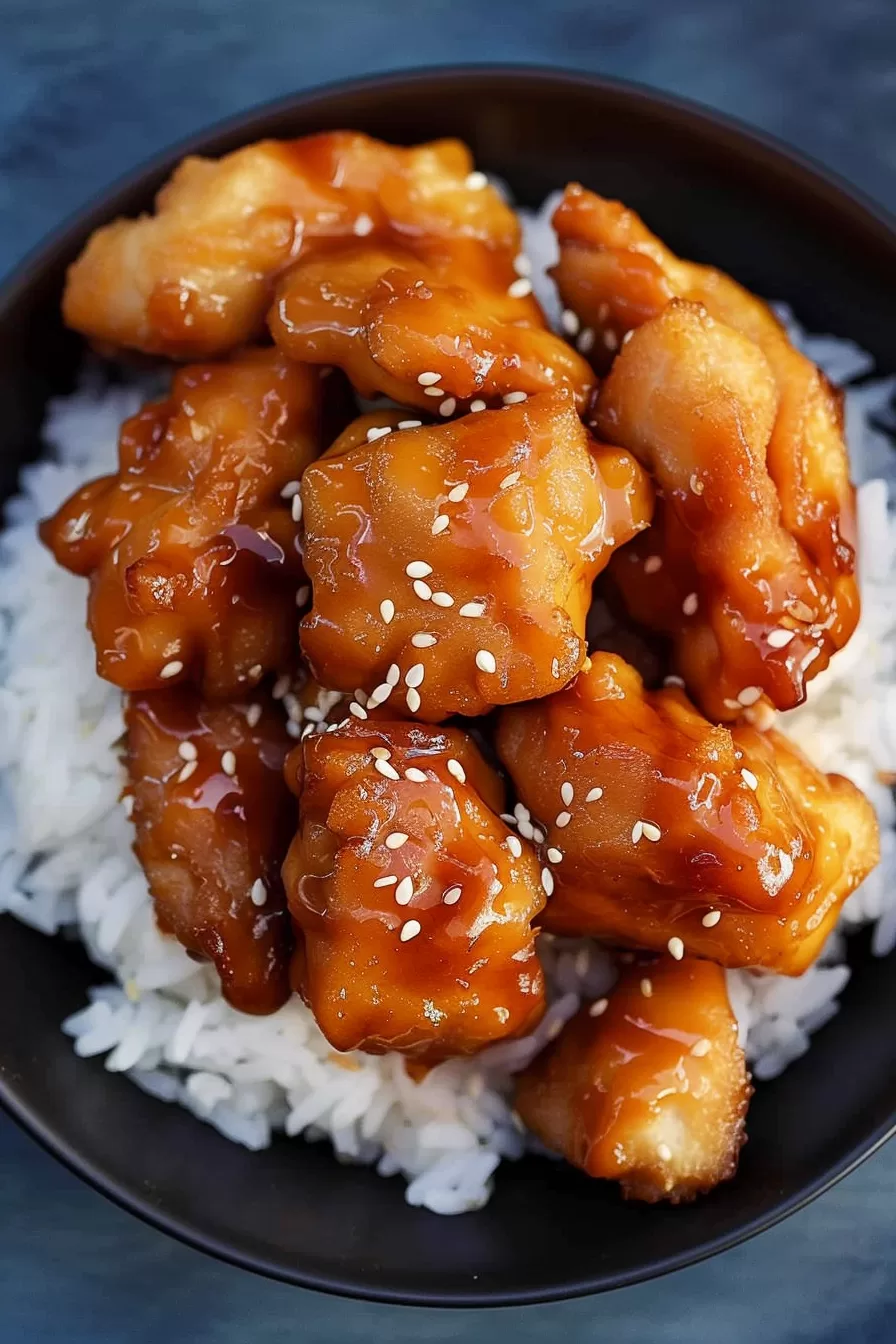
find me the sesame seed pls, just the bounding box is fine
[459,602,486,618]
[737,685,762,707]
[375,759,401,781]
[443,886,462,905]
[641,978,653,998]
[349,702,368,720]
[657,1143,673,1162]
[411,632,438,648]
[424,385,445,397]
[589,998,608,1017]
[741,768,759,790]
[160,660,183,679]
[663,675,685,688]
[385,832,409,849]
[399,919,422,942]
[561,309,580,336]
[386,664,401,687]
[417,371,441,386]
[502,392,528,406]
[508,278,533,299]
[432,514,450,534]
[272,674,291,699]
[475,649,497,674]
[367,425,392,442]
[380,599,395,624]
[585,787,603,802]
[465,171,488,190]
[398,419,422,430]
[551,658,561,679]
[447,758,466,784]
[723,698,742,711]
[395,876,414,905]
[250,878,267,907]
[682,592,699,616]
[438,398,457,419]
[368,683,393,708]
[555,811,571,828]
[668,936,685,960]
[532,827,546,844]
[431,591,454,607]
[577,327,595,353]
[644,555,662,574]
[560,782,574,806]
[295,584,310,607]
[603,329,618,351]
[291,494,303,523]
[518,819,535,840]
[122,795,135,818]
[642,821,662,842]
[778,850,795,883]
[470,399,487,413]
[246,703,262,728]
[178,741,197,762]
[406,560,433,578]
[413,580,433,601]
[280,479,301,498]
[177,760,197,783]
[501,813,516,825]
[353,212,374,236]
[702,910,721,928]
[405,767,428,783]
[691,1038,711,1057]
[514,803,530,822]
[541,867,555,896]
[447,483,469,503]
[371,747,391,760]
[406,688,422,712]
[506,834,523,858]
[690,473,704,495]
[221,751,237,776]
[514,254,532,276]
[547,847,563,863]
[499,470,521,488]
[767,627,795,649]
[374,876,397,888]
[631,820,644,843]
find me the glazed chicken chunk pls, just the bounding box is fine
[41,349,320,701]
[282,720,547,1063]
[515,958,751,1202]
[63,132,523,359]
[125,688,294,1014]
[298,393,653,721]
[270,240,594,412]
[496,653,879,974]
[594,301,859,719]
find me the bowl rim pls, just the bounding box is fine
[2,63,896,1307]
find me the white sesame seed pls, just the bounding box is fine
[374,875,397,888]
[501,813,516,825]
[644,555,662,574]
[663,675,685,688]
[541,867,555,896]
[508,277,533,299]
[506,834,523,858]
[399,919,422,942]
[371,747,391,760]
[250,878,267,906]
[386,664,401,687]
[447,483,469,503]
[767,627,796,649]
[424,385,445,398]
[682,592,699,616]
[518,819,535,841]
[439,398,457,418]
[178,741,197,762]
[551,658,561,679]
[443,886,462,905]
[641,978,653,998]
[280,479,301,499]
[221,751,237,777]
[499,470,521,488]
[737,685,762,707]
[432,514,450,534]
[405,767,428,783]
[603,329,618,351]
[177,760,197,784]
[406,560,433,579]
[702,910,721,928]
[668,936,685,960]
[367,683,393,708]
[589,998,608,1017]
[723,698,742,711]
[272,674,291,699]
[690,473,704,495]
[642,821,662,842]
[385,832,409,849]
[411,632,438,649]
[585,787,603,802]
[380,599,395,624]
[246,703,262,728]
[295,584,311,607]
[398,419,423,430]
[349,702,368,720]
[691,1038,711,1057]
[395,876,414,905]
[367,425,392,442]
[465,171,488,190]
[502,391,528,406]
[459,602,486,618]
[576,327,595,353]
[514,803,530,822]
[417,371,441,386]
[160,660,183,679]
[406,688,422,713]
[470,399,487,413]
[560,782,574,807]
[532,827,546,844]
[447,758,466,784]
[546,847,563,863]
[631,820,644,843]
[561,309,580,336]
[741,768,759,791]
[657,1143,673,1162]
[353,213,375,238]
[431,591,454,607]
[513,253,532,276]
[475,649,497,674]
[555,811,571,828]
[375,759,401,781]
[291,494,303,523]
[413,580,433,601]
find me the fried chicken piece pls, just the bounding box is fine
[496,653,879,974]
[553,183,857,589]
[594,301,859,719]
[298,393,653,721]
[282,720,547,1063]
[63,133,521,359]
[41,349,320,701]
[124,688,294,1014]
[270,241,594,412]
[515,957,751,1202]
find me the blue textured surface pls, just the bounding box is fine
[2,2,896,1339]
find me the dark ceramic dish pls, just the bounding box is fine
[1,67,895,1308]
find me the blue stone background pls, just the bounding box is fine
[2,1,896,1338]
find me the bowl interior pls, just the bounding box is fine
[1,68,895,1306]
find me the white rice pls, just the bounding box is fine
[0,203,894,1214]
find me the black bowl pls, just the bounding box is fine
[1,66,895,1307]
